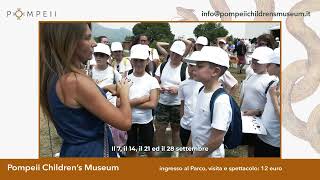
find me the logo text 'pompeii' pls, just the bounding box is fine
[6,8,57,20]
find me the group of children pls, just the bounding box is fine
[88,34,280,158]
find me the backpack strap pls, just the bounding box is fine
[160,60,187,81]
[265,80,276,94]
[159,61,168,77]
[128,69,133,76]
[209,88,227,123]
[198,87,228,123]
[180,62,188,81]
[113,67,117,84]
[198,86,204,94]
[149,48,154,60]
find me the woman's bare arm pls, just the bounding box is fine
[75,75,132,130]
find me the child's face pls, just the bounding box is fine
[195,61,217,83]
[187,64,196,79]
[132,59,148,73]
[112,51,123,61]
[170,52,183,62]
[195,44,204,51]
[267,63,280,76]
[94,52,109,67]
[251,59,267,74]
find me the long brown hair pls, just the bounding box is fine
[40,23,88,119]
[257,33,276,49]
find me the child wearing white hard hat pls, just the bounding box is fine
[185,46,234,157]
[92,43,127,154]
[154,40,191,156]
[111,42,132,78]
[254,47,280,157]
[177,51,203,157]
[126,44,160,157]
[239,46,278,157]
[195,36,208,51]
[132,34,160,76]
[92,43,121,98]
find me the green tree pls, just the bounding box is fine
[132,23,175,46]
[124,35,134,42]
[226,35,234,44]
[193,22,228,44]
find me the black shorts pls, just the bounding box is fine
[254,137,280,157]
[179,126,191,147]
[241,133,257,146]
[127,121,154,148]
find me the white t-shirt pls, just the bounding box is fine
[155,59,189,105]
[241,73,277,111]
[178,79,203,130]
[92,66,122,106]
[149,48,159,61]
[258,81,280,147]
[113,57,132,76]
[245,65,255,79]
[127,73,160,124]
[219,70,238,90]
[191,88,232,158]
[89,55,96,65]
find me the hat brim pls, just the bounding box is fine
[185,59,199,65]
[129,56,149,60]
[94,51,111,56]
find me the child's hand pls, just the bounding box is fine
[243,110,261,116]
[116,78,132,97]
[167,87,178,94]
[159,86,166,93]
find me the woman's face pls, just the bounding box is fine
[132,59,147,73]
[139,36,149,45]
[75,25,96,63]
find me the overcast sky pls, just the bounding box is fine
[98,22,277,39]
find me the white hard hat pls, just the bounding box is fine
[271,48,280,65]
[111,42,123,51]
[185,46,229,68]
[170,40,186,56]
[94,43,111,56]
[129,44,150,60]
[195,36,208,46]
[250,46,274,64]
[184,51,202,65]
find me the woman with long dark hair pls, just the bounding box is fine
[40,23,132,157]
